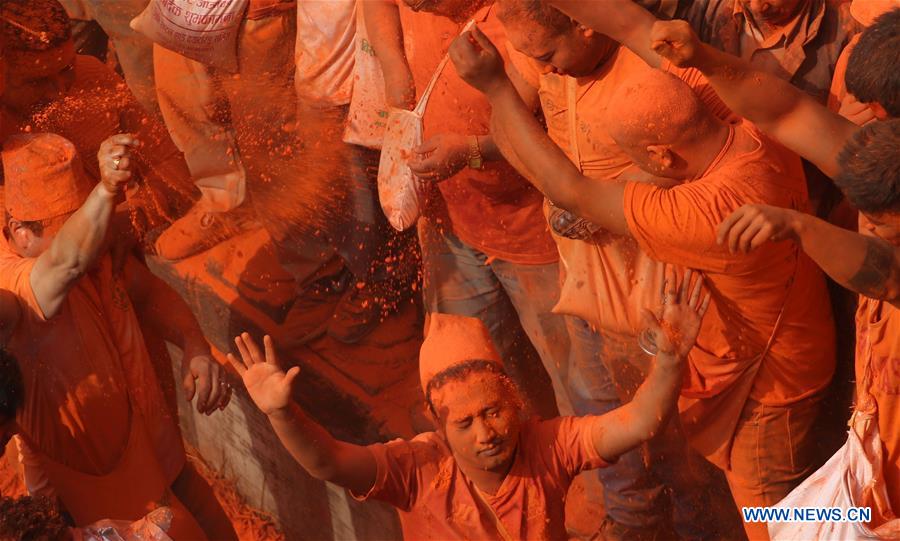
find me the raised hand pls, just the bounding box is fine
[97,134,140,197]
[449,25,508,96]
[227,333,300,416]
[716,204,801,254]
[641,267,711,361]
[649,20,704,68]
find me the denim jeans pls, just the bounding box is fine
[568,320,720,539]
[418,217,568,418]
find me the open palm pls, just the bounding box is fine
[227,333,300,416]
[642,267,711,360]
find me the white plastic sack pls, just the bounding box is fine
[377,107,425,231]
[78,507,174,541]
[769,413,900,540]
[343,5,389,149]
[130,0,248,72]
[375,20,474,231]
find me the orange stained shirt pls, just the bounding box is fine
[623,123,836,410]
[508,46,735,334]
[354,416,608,540]
[857,292,900,515]
[398,3,558,265]
[0,246,184,482]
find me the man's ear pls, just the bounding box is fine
[868,102,890,121]
[647,144,674,169]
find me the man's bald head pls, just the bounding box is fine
[604,70,721,178]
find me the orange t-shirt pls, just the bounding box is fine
[623,123,836,408]
[398,4,558,265]
[508,46,735,333]
[0,246,184,482]
[354,416,608,540]
[856,295,900,514]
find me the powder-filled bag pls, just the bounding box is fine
[130,0,248,72]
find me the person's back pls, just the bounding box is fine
[606,70,835,464]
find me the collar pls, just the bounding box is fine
[696,124,736,180]
[733,0,825,79]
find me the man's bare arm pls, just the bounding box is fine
[30,135,138,318]
[365,0,416,110]
[649,20,857,179]
[592,269,709,461]
[718,204,900,305]
[451,27,630,235]
[229,334,377,495]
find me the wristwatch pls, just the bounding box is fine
[467,135,485,170]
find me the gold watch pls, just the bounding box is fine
[467,135,485,170]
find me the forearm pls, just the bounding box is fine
[267,403,375,494]
[792,213,900,304]
[46,184,116,277]
[486,81,628,234]
[593,353,682,460]
[365,0,415,109]
[548,0,660,67]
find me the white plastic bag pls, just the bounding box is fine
[376,20,474,231]
[343,5,389,149]
[130,0,248,72]
[769,412,900,540]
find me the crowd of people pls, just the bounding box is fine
[0,0,897,539]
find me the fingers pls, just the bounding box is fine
[716,208,747,246]
[226,353,247,376]
[204,366,221,415]
[688,273,705,310]
[470,24,497,54]
[101,133,140,149]
[699,293,712,318]
[748,223,774,252]
[736,221,765,254]
[241,332,264,364]
[234,335,254,366]
[663,265,678,305]
[724,213,755,254]
[194,366,213,414]
[182,369,196,402]
[263,335,279,367]
[217,382,232,411]
[412,139,439,155]
[680,268,694,305]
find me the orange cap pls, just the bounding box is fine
[419,313,503,393]
[2,133,93,222]
[850,0,899,26]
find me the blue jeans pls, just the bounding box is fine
[418,218,567,418]
[568,321,719,539]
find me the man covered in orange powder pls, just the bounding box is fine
[645,14,900,529]
[451,17,837,536]
[0,133,235,539]
[228,271,710,540]
[0,0,196,233]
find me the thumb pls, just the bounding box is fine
[413,139,438,154]
[284,366,301,389]
[182,369,196,401]
[470,25,495,53]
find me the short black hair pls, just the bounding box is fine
[0,348,24,422]
[425,360,517,416]
[846,8,900,117]
[496,0,574,37]
[835,119,900,214]
[0,0,71,53]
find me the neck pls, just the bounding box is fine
[685,122,733,179]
